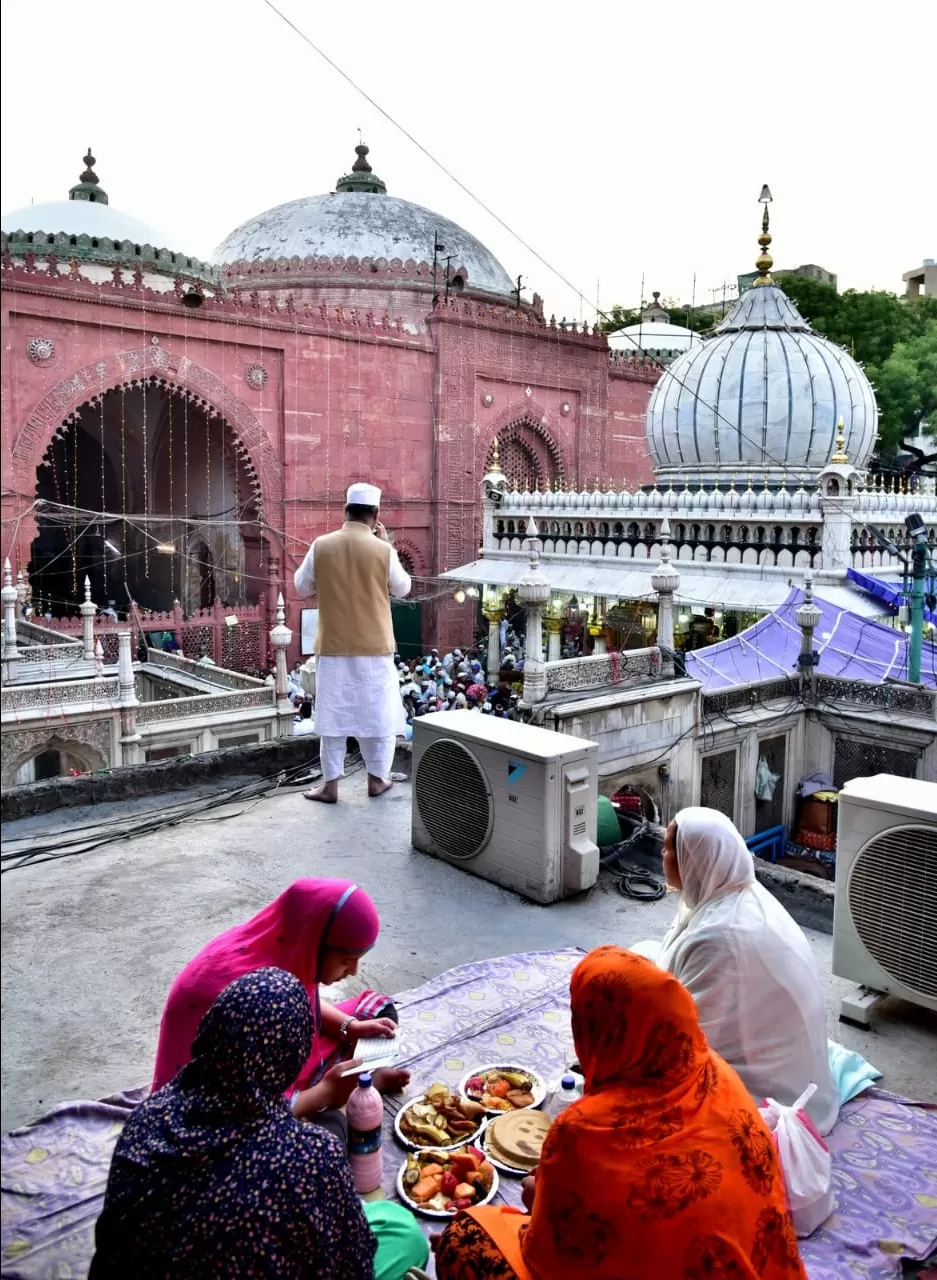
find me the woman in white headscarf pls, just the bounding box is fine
[633,806,839,1134]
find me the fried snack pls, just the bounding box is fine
[399,1088,486,1147]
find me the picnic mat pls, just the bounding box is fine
[2,948,935,1278]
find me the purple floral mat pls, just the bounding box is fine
[2,948,935,1279]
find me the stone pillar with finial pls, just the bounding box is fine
[796,573,822,699]
[80,576,96,662]
[651,519,681,677]
[517,518,551,705]
[482,591,504,685]
[269,593,293,719]
[482,436,509,552]
[2,559,19,658]
[116,630,140,763]
[818,418,857,570]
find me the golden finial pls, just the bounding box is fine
[746,473,754,491]
[752,184,774,287]
[511,474,520,493]
[831,416,849,464]
[490,436,501,472]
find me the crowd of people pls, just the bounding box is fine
[88,807,850,1279]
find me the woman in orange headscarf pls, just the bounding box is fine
[435,946,806,1280]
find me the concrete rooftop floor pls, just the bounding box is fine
[2,773,935,1134]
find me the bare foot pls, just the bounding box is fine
[304,783,339,804]
[367,775,393,798]
[372,1066,410,1094]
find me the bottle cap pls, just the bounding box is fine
[359,1072,373,1088]
[561,1074,576,1089]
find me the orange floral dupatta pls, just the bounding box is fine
[466,947,806,1280]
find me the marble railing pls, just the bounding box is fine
[1,676,120,714]
[136,686,274,725]
[545,647,661,694]
[145,647,266,690]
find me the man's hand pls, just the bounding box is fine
[349,1016,396,1040]
[374,520,389,542]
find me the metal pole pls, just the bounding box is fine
[908,539,926,684]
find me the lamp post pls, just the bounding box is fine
[905,513,930,684]
[796,572,821,699]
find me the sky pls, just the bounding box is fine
[1,0,933,323]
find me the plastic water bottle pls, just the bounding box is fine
[547,1073,582,1118]
[346,1072,385,1194]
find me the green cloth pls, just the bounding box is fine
[364,1200,429,1280]
[596,795,622,847]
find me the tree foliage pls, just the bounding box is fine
[867,324,937,455]
[600,302,716,334]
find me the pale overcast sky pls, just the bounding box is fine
[1,0,932,322]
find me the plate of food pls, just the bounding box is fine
[458,1063,547,1114]
[397,1144,499,1218]
[483,1108,552,1176]
[394,1082,488,1151]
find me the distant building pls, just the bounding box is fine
[607,292,703,366]
[738,263,837,294]
[903,259,936,298]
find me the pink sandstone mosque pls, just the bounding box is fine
[1,146,657,661]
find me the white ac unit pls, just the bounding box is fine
[832,774,937,1024]
[411,712,599,904]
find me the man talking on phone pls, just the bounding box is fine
[294,482,411,803]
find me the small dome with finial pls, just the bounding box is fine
[1,148,179,255]
[335,142,388,195]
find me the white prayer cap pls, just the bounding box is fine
[346,482,382,508]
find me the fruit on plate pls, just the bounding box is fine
[465,1068,538,1111]
[402,1146,495,1214]
[399,1084,486,1147]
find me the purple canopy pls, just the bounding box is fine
[686,587,937,691]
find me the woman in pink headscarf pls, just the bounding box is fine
[152,879,409,1118]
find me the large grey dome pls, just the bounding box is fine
[213,145,514,298]
[646,282,878,484]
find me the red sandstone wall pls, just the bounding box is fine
[2,268,656,658]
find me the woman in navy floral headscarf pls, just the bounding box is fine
[91,967,427,1279]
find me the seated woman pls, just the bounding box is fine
[92,968,427,1279]
[152,879,409,1119]
[636,806,838,1134]
[435,946,805,1280]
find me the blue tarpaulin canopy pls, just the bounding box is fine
[846,568,936,625]
[686,587,937,691]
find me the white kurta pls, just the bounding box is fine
[293,536,411,739]
[634,806,839,1135]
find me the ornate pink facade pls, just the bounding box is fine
[1,149,656,659]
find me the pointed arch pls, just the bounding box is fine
[11,346,282,519]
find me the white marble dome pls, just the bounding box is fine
[1,199,170,248]
[213,146,513,297]
[646,283,878,484]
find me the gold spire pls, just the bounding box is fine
[490,437,501,472]
[752,184,774,287]
[831,416,849,464]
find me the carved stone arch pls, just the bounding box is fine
[391,537,426,578]
[12,347,282,520]
[481,400,565,489]
[4,727,109,787]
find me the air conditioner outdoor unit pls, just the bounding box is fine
[411,712,599,904]
[832,774,937,1025]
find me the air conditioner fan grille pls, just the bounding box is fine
[415,738,492,861]
[848,824,937,998]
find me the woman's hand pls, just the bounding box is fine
[349,1016,396,1040]
[521,1172,537,1213]
[293,1060,363,1117]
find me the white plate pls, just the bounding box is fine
[481,1128,539,1177]
[396,1150,500,1219]
[393,1098,487,1152]
[458,1063,547,1115]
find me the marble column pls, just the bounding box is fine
[117,630,141,763]
[796,572,821,699]
[483,601,504,684]
[651,519,680,678]
[2,559,18,658]
[517,521,550,705]
[80,576,97,662]
[545,611,563,663]
[269,592,294,716]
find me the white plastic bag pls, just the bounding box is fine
[759,1083,834,1237]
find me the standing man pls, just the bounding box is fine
[293,482,411,803]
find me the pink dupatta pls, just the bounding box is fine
[152,879,380,1092]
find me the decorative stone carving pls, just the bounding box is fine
[26,337,55,365]
[1,718,112,786]
[482,392,494,407]
[560,401,570,415]
[245,364,269,390]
